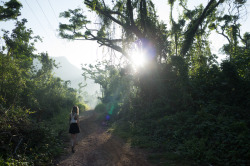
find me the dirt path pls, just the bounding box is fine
[56,111,153,166]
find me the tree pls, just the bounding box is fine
[59,1,237,63]
[58,1,250,165]
[59,0,168,63]
[0,19,39,106]
[0,0,22,21]
[208,0,249,77]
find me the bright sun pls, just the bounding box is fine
[129,39,155,68]
[130,49,146,67]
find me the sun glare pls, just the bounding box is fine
[130,50,146,67]
[129,38,155,68]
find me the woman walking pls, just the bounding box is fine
[69,106,80,153]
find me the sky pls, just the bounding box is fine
[1,0,100,68]
[1,0,250,69]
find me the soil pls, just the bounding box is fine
[55,110,153,166]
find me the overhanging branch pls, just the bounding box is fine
[181,0,224,56]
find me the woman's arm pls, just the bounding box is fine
[69,114,71,124]
[77,115,80,130]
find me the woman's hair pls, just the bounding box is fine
[72,106,79,115]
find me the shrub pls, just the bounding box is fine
[95,103,107,113]
[0,105,65,165]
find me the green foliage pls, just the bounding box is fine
[172,111,249,165]
[59,0,250,165]
[0,18,88,165]
[0,106,65,165]
[95,103,107,113]
[107,59,250,165]
[77,103,88,113]
[0,0,22,21]
[59,8,91,40]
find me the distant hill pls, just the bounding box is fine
[52,56,82,81]
[33,56,101,108]
[52,57,101,108]
[52,56,100,94]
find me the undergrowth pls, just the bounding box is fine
[0,106,70,165]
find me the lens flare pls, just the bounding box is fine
[129,38,156,68]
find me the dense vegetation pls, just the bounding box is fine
[60,0,250,165]
[1,0,250,165]
[0,1,87,165]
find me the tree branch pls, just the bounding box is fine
[85,0,143,38]
[181,0,224,56]
[85,0,125,27]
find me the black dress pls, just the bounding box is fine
[69,113,80,134]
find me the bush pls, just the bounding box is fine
[95,103,107,113]
[77,103,89,113]
[0,105,66,165]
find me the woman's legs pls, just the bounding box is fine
[73,134,77,147]
[75,134,77,145]
[71,134,76,152]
